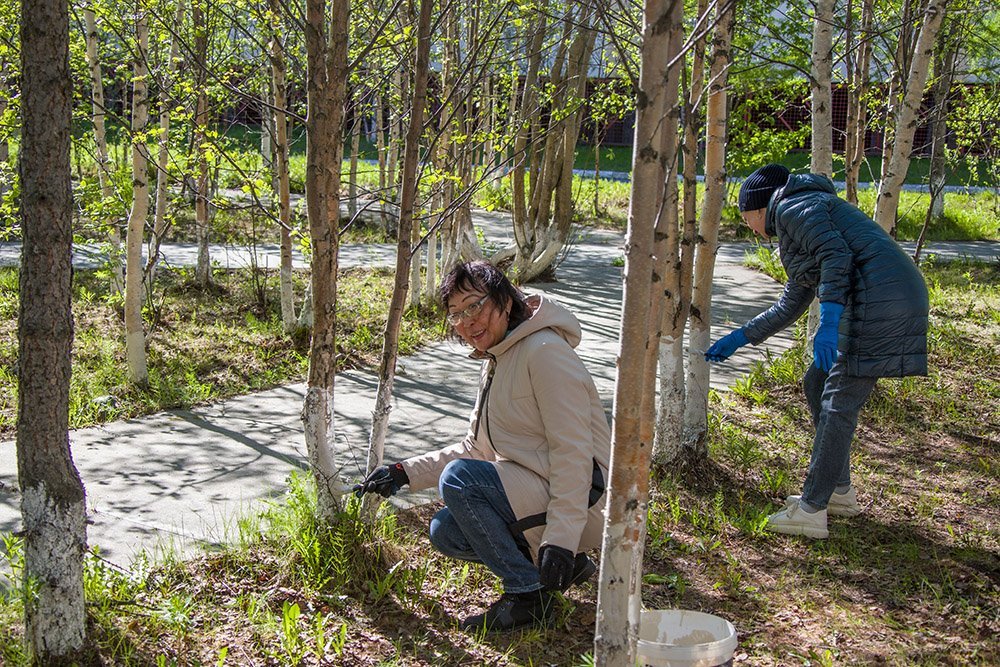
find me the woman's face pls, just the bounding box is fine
[447,288,510,352]
[741,208,768,237]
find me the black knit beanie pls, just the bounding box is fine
[738,164,790,212]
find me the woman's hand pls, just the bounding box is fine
[353,463,409,498]
[705,328,749,362]
[814,302,843,372]
[538,544,576,591]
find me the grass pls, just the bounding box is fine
[743,242,788,283]
[742,152,1000,190]
[1,260,996,665]
[9,126,998,248]
[0,265,446,440]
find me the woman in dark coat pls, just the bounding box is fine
[706,164,929,539]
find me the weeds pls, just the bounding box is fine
[744,242,787,282]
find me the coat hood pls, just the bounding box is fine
[470,294,582,359]
[765,173,837,237]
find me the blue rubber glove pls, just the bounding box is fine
[705,328,749,362]
[813,302,844,372]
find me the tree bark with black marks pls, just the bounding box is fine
[124,6,150,385]
[684,0,735,455]
[874,0,949,235]
[302,0,352,524]
[594,0,681,663]
[366,0,433,485]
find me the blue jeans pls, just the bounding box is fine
[801,362,877,509]
[428,459,541,594]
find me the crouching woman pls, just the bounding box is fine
[355,260,611,632]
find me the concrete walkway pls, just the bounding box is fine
[0,215,997,569]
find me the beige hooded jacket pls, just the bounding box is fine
[401,294,611,558]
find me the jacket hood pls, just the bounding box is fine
[471,294,582,359]
[765,173,837,236]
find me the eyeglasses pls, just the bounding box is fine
[446,295,490,326]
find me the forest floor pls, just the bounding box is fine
[1,257,996,665]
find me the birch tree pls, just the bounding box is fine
[146,0,186,285]
[302,0,351,524]
[0,57,11,202]
[18,0,88,657]
[192,0,212,285]
[650,0,688,465]
[507,1,596,282]
[83,3,124,294]
[804,0,838,365]
[844,0,873,204]
[873,0,949,235]
[684,0,735,453]
[810,0,836,177]
[877,0,917,176]
[268,0,296,332]
[595,0,680,662]
[366,0,432,480]
[925,15,961,220]
[124,4,150,385]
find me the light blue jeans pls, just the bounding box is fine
[428,459,541,594]
[801,362,878,509]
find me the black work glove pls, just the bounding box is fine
[538,544,576,591]
[353,463,409,498]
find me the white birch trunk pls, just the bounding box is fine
[844,0,873,205]
[193,0,211,285]
[502,66,519,187]
[684,0,735,450]
[261,84,273,186]
[302,387,347,520]
[367,0,433,477]
[874,0,947,235]
[408,200,422,309]
[302,0,351,524]
[147,0,185,286]
[84,7,124,295]
[386,68,402,228]
[484,76,496,183]
[654,334,686,462]
[376,89,389,231]
[810,0,836,177]
[662,0,708,464]
[805,0,837,357]
[125,10,149,385]
[595,0,678,663]
[423,227,437,307]
[511,2,596,282]
[510,5,547,252]
[349,100,361,220]
[269,0,295,332]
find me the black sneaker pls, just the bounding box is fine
[460,590,556,633]
[569,553,597,588]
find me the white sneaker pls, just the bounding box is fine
[787,487,862,517]
[766,499,828,539]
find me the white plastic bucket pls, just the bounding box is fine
[637,609,738,667]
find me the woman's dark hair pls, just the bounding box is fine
[439,261,531,331]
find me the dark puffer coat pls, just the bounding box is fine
[742,173,928,378]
